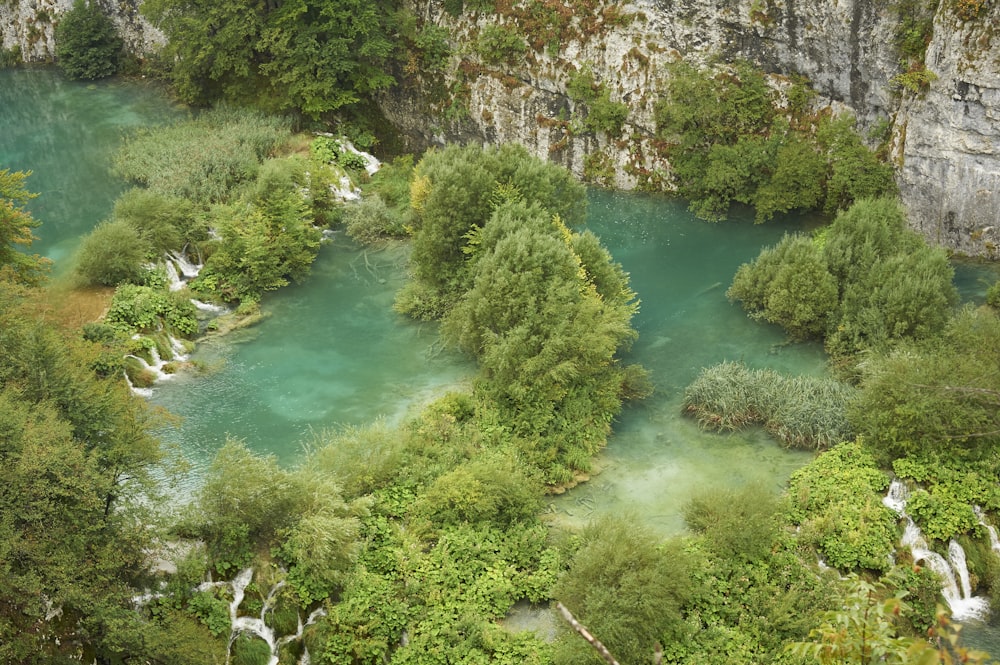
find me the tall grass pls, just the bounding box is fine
[113,107,292,204]
[682,361,854,450]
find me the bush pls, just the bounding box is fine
[785,441,896,571]
[553,517,695,665]
[55,0,122,80]
[684,483,781,563]
[344,194,407,244]
[728,233,837,340]
[105,283,198,337]
[75,219,149,286]
[113,188,202,255]
[476,24,526,66]
[411,452,543,530]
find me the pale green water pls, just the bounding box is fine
[0,67,185,269]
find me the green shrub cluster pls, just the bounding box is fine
[729,198,958,357]
[475,24,526,66]
[655,62,895,221]
[553,517,695,665]
[566,65,628,136]
[682,361,855,450]
[106,283,198,337]
[785,441,896,571]
[55,0,122,80]
[850,306,1000,461]
[398,145,640,483]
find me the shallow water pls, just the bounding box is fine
[149,241,473,479]
[549,192,824,534]
[0,67,185,269]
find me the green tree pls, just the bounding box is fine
[74,218,149,286]
[55,0,123,80]
[728,233,838,340]
[850,306,1000,462]
[553,517,695,665]
[142,0,398,118]
[0,168,50,286]
[0,290,163,662]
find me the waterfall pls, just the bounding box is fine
[165,260,184,292]
[219,568,327,665]
[168,249,203,279]
[974,506,1000,554]
[884,480,990,620]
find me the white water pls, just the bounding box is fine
[124,335,190,396]
[215,568,327,665]
[884,480,990,620]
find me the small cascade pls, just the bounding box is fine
[124,334,190,395]
[165,260,184,292]
[124,370,154,398]
[192,299,228,314]
[342,140,381,175]
[974,507,1000,554]
[222,569,326,665]
[884,480,990,620]
[332,174,361,201]
[168,249,203,279]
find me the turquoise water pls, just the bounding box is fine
[0,67,184,268]
[149,240,473,478]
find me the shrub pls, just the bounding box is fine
[344,194,407,244]
[785,441,895,571]
[105,283,198,337]
[553,517,695,665]
[476,24,526,66]
[728,233,837,340]
[113,188,202,255]
[411,452,543,530]
[684,482,781,563]
[75,219,149,286]
[55,0,122,80]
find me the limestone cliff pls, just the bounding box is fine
[380,0,999,256]
[1,0,161,63]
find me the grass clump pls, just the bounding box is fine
[682,361,854,450]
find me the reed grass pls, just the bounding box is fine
[682,361,854,450]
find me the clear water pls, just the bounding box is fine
[0,67,185,270]
[149,240,474,480]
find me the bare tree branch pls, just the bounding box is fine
[556,602,622,665]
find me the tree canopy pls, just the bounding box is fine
[141,0,399,119]
[0,169,50,286]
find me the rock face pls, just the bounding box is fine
[893,6,1000,257]
[2,0,998,255]
[0,0,162,62]
[379,0,1000,256]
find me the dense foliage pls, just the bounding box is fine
[0,287,163,662]
[397,144,640,483]
[849,306,1000,462]
[141,0,399,119]
[655,62,895,221]
[55,0,122,80]
[728,197,958,357]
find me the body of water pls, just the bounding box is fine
[0,67,184,269]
